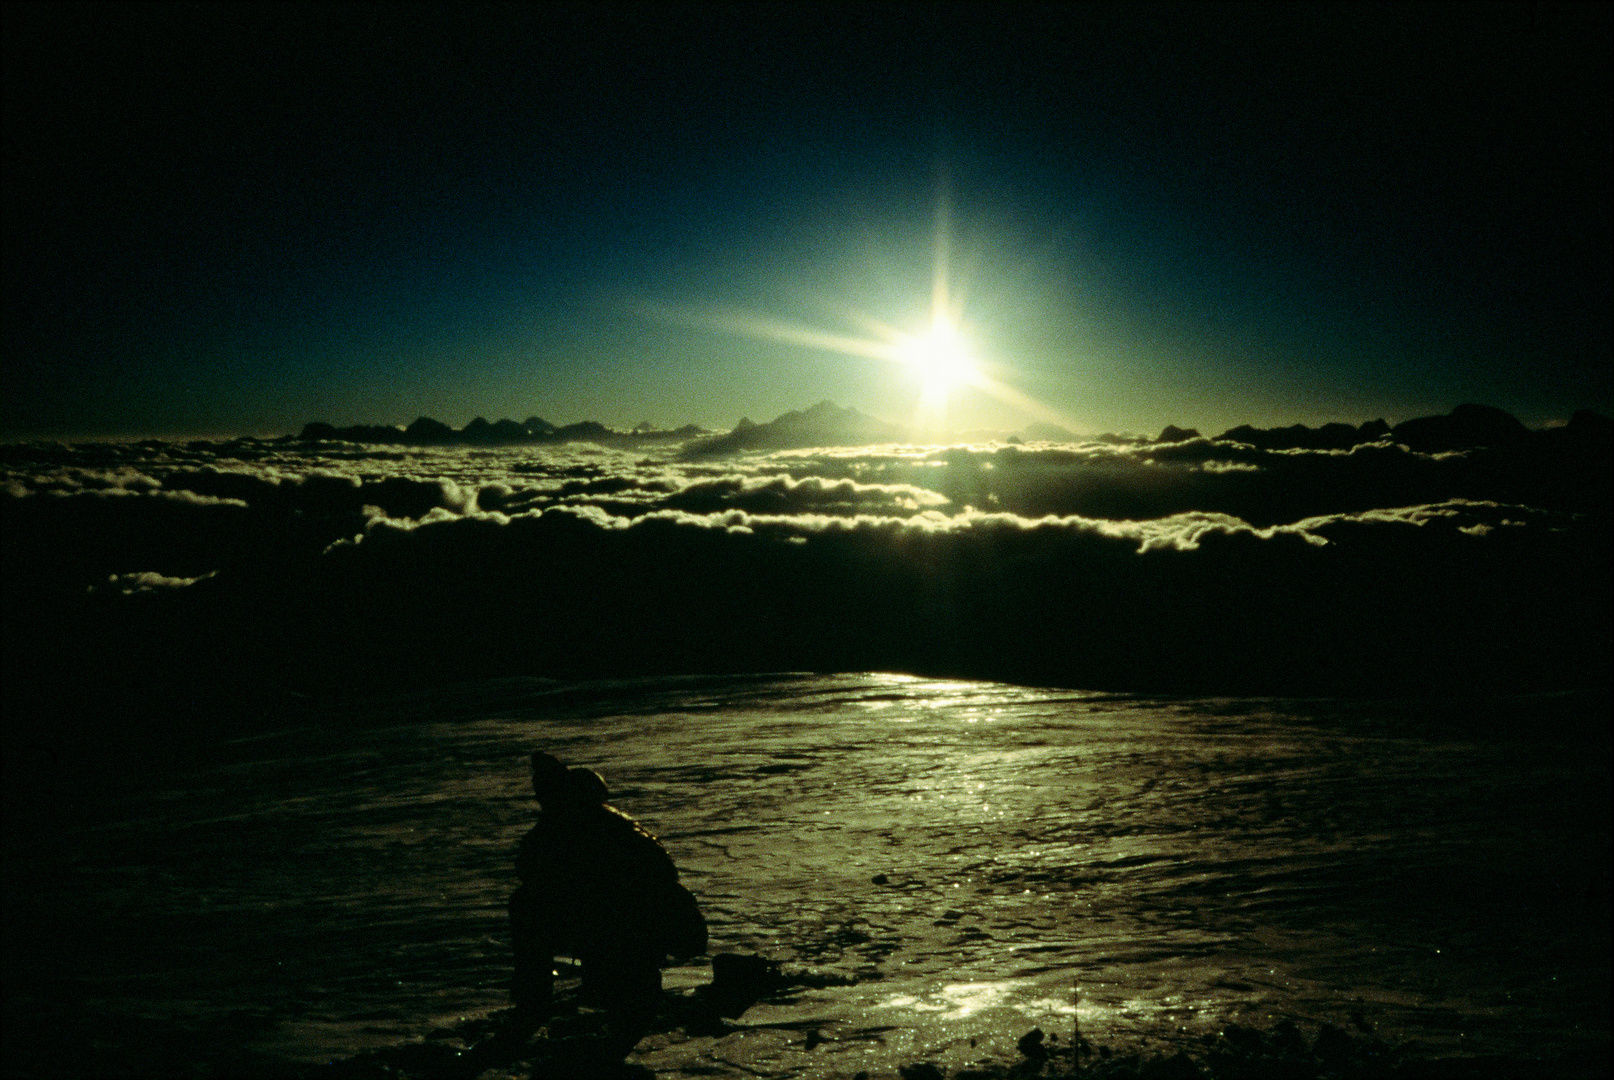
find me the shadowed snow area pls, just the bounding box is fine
[4,675,1606,1077]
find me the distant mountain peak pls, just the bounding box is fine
[1211,405,1533,453]
[687,401,904,455]
[295,413,708,446]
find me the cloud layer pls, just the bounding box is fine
[3,415,1608,740]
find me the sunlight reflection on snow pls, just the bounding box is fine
[878,981,1016,1018]
[27,671,1593,1072]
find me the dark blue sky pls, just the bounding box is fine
[5,1,1609,439]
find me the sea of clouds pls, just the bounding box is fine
[3,420,1609,740]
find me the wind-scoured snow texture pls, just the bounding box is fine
[2,419,1609,739]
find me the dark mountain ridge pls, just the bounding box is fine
[298,416,707,446]
[296,402,1609,458]
[679,400,907,456]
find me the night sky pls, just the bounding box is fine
[5,1,1610,441]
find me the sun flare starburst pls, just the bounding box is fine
[639,170,1079,440]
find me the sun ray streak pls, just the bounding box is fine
[640,304,902,362]
[932,162,952,322]
[634,171,1087,440]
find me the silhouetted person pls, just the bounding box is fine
[509,752,706,1057]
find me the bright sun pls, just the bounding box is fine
[647,173,1081,437]
[897,313,979,398]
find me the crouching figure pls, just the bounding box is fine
[509,752,707,1054]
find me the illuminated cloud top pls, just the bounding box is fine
[3,402,1607,726]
